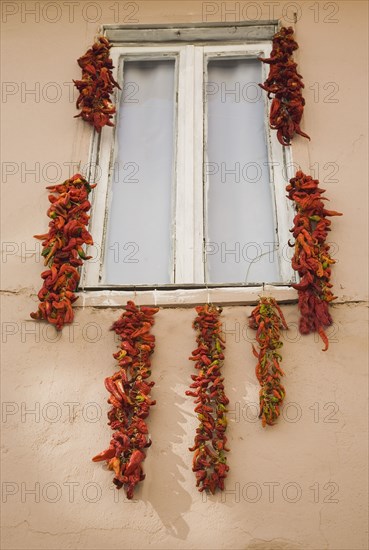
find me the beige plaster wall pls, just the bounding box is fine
[1,2,368,549]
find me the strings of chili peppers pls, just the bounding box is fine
[249,297,288,427]
[74,36,120,132]
[31,174,95,331]
[259,26,310,146]
[92,301,158,500]
[287,171,342,350]
[186,305,229,494]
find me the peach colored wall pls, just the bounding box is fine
[1,2,368,549]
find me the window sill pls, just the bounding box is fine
[75,284,298,308]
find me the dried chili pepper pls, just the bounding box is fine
[31,174,96,331]
[92,301,158,500]
[287,171,342,350]
[249,297,288,426]
[74,36,120,132]
[187,305,229,494]
[259,26,310,146]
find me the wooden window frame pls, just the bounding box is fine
[79,22,305,306]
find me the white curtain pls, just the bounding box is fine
[104,60,175,285]
[206,58,280,284]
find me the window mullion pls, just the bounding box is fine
[175,45,204,284]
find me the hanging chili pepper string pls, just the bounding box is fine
[92,301,158,500]
[259,26,310,146]
[187,305,230,494]
[249,297,288,427]
[31,174,95,331]
[286,171,342,350]
[74,36,120,132]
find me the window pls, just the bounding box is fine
[82,22,297,291]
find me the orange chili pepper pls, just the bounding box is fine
[249,297,288,427]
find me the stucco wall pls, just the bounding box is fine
[1,1,368,549]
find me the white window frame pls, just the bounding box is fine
[79,22,305,306]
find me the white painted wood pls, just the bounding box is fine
[82,34,310,293]
[165,44,203,284]
[203,43,271,56]
[170,53,180,283]
[76,285,298,308]
[175,45,196,283]
[202,52,210,285]
[81,123,114,287]
[193,46,205,284]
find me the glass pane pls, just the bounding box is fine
[205,58,280,284]
[104,59,175,285]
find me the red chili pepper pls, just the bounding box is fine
[124,449,145,476]
[74,37,121,132]
[286,171,342,350]
[92,301,158,500]
[187,305,229,494]
[130,323,151,338]
[259,27,310,146]
[31,174,96,331]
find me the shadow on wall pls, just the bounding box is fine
[141,371,192,540]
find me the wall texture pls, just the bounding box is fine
[1,1,368,549]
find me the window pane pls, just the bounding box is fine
[104,59,175,285]
[205,58,280,284]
